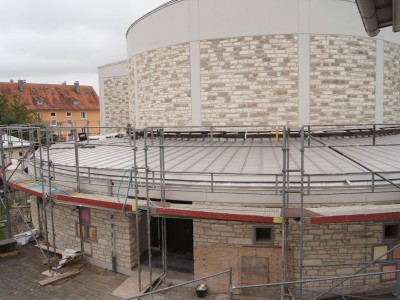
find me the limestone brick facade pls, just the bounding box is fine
[383,41,400,123]
[136,44,192,127]
[193,219,283,291]
[30,197,137,271]
[310,35,376,125]
[289,220,397,293]
[104,75,130,132]
[200,35,298,127]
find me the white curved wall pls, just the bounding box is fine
[109,0,400,128]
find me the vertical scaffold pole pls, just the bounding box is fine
[133,127,142,291]
[0,128,12,238]
[30,127,38,181]
[281,126,287,300]
[72,129,80,192]
[159,129,167,278]
[46,127,57,270]
[144,129,153,291]
[299,127,305,300]
[38,127,51,270]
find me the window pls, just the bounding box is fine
[66,112,72,117]
[34,112,41,121]
[384,224,399,240]
[51,120,57,126]
[373,245,388,261]
[76,207,97,242]
[50,112,56,118]
[67,119,72,126]
[69,97,79,105]
[253,226,273,244]
[381,265,397,281]
[80,112,86,119]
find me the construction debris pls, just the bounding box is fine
[38,269,81,286]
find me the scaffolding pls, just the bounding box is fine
[1,123,400,299]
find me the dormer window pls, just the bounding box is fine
[33,95,44,105]
[69,97,79,105]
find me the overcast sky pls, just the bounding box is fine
[0,0,167,93]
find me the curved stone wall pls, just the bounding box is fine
[309,35,376,125]
[135,44,191,127]
[111,0,400,128]
[200,35,298,126]
[384,41,400,123]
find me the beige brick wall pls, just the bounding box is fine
[127,58,136,126]
[31,198,137,270]
[136,43,192,127]
[383,41,400,123]
[194,219,281,247]
[289,220,397,292]
[310,35,376,125]
[104,75,130,132]
[200,35,299,127]
[193,219,283,291]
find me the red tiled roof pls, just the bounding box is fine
[0,82,99,111]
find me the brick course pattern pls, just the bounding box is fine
[104,76,130,132]
[383,41,400,123]
[289,220,397,294]
[136,44,192,127]
[200,35,299,127]
[193,219,283,291]
[310,35,376,124]
[30,198,137,270]
[193,219,281,247]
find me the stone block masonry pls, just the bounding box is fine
[200,35,299,127]
[135,43,192,127]
[383,41,400,123]
[289,219,397,291]
[30,198,137,272]
[104,75,130,132]
[310,35,376,125]
[193,219,284,290]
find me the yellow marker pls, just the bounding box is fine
[273,217,282,224]
[70,191,79,196]
[20,180,36,186]
[275,127,279,144]
[131,204,137,212]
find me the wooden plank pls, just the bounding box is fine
[0,251,19,258]
[38,270,81,286]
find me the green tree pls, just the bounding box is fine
[0,92,35,125]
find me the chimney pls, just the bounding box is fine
[10,79,14,83]
[18,79,24,92]
[61,81,66,85]
[74,81,80,94]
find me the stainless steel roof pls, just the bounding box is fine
[44,133,400,177]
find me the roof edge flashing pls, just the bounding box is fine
[126,0,184,39]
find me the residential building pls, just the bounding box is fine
[0,80,100,140]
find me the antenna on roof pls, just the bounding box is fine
[74,81,80,94]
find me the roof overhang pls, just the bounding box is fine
[356,0,400,37]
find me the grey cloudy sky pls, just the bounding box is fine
[0,0,167,93]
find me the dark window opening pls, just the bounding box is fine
[384,224,399,240]
[254,227,273,244]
